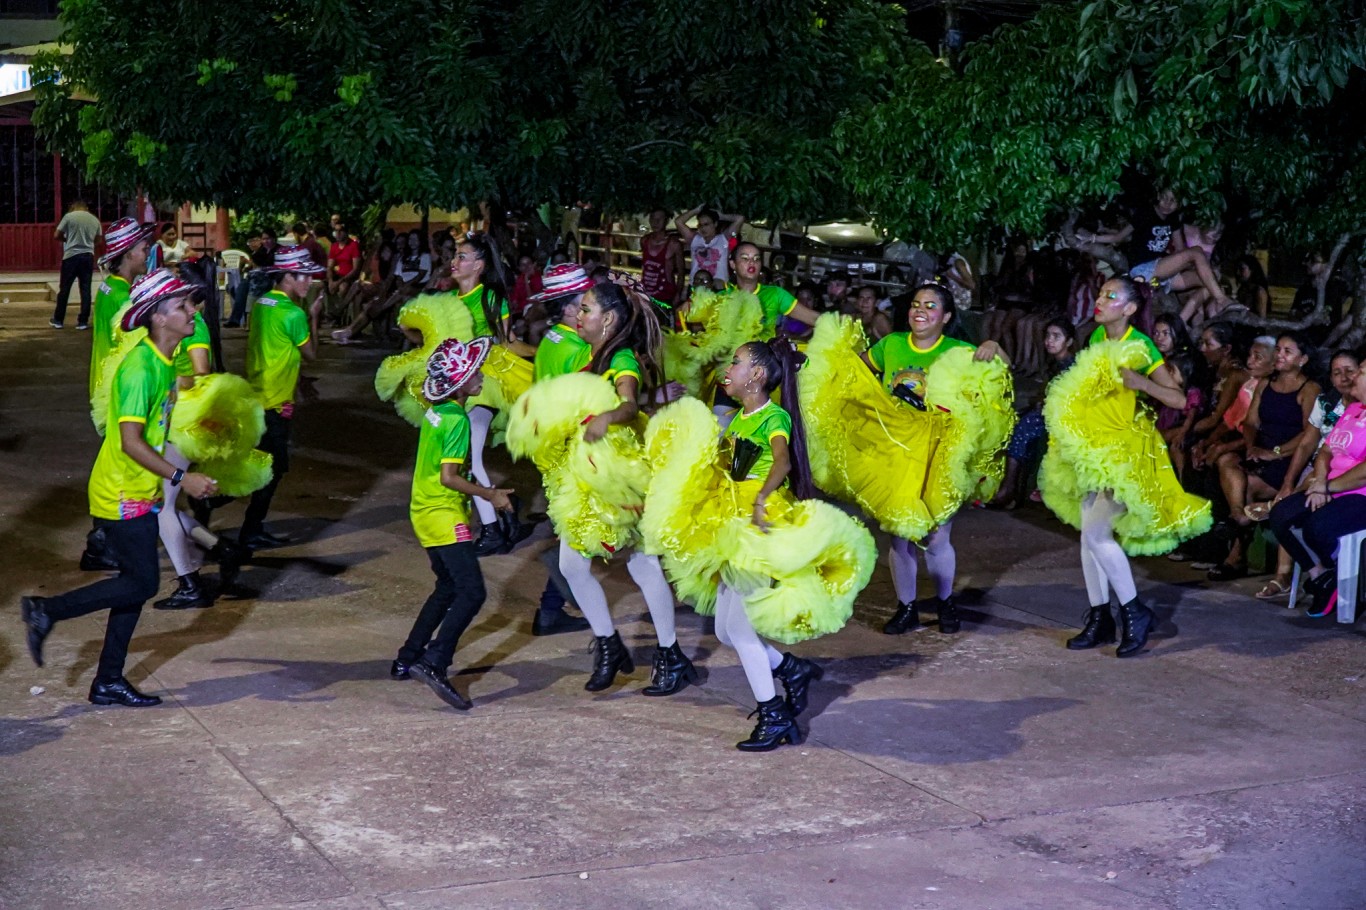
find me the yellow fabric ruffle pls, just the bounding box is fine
[640,397,876,644]
[167,373,273,497]
[1039,338,1212,555]
[798,314,1015,540]
[90,321,147,434]
[506,372,651,559]
[375,294,475,426]
[662,287,763,401]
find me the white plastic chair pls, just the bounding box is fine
[1287,528,1364,623]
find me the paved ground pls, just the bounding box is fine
[1,298,1363,910]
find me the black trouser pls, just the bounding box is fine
[241,409,290,539]
[398,542,487,672]
[43,513,160,680]
[53,253,95,325]
[1268,492,1366,569]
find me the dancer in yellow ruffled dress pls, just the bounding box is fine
[507,279,697,695]
[799,283,1015,637]
[1041,277,1211,657]
[642,342,876,750]
[372,233,533,555]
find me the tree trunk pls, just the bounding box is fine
[1218,232,1356,332]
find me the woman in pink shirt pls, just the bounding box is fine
[1268,365,1366,616]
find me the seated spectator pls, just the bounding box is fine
[941,251,976,311]
[510,254,543,317]
[987,317,1077,509]
[777,281,821,341]
[982,239,1033,359]
[158,224,191,267]
[1231,255,1271,319]
[332,229,431,345]
[823,270,852,313]
[1151,314,1204,477]
[1291,251,1351,334]
[1079,188,1232,320]
[294,221,328,270]
[853,285,892,342]
[1268,363,1366,616]
[1256,349,1361,599]
[1208,332,1321,581]
[1013,248,1076,377]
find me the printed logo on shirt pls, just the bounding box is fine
[425,408,443,428]
[1148,226,1173,254]
[119,497,159,520]
[454,523,473,543]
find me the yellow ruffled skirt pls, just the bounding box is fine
[506,372,651,559]
[798,315,1016,541]
[662,287,763,401]
[90,322,146,434]
[1040,339,1212,555]
[168,373,274,496]
[375,294,533,427]
[640,397,876,644]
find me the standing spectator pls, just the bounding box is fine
[226,228,277,327]
[314,221,332,256]
[638,208,684,304]
[157,224,191,267]
[51,199,102,329]
[675,205,745,284]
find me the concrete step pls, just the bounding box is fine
[0,286,53,304]
[0,272,61,304]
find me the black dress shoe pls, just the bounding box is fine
[532,610,592,636]
[390,659,412,680]
[240,530,290,550]
[88,677,162,707]
[154,573,213,610]
[21,596,52,668]
[409,660,471,710]
[473,523,508,558]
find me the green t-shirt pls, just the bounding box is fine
[90,275,132,400]
[1087,325,1165,375]
[725,400,792,482]
[88,338,176,521]
[410,400,473,547]
[866,332,975,394]
[458,283,510,339]
[598,347,642,386]
[173,312,211,378]
[246,290,311,410]
[534,323,591,381]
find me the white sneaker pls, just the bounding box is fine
[49,320,63,329]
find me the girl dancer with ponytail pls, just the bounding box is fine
[1040,277,1211,657]
[509,280,697,695]
[641,341,875,750]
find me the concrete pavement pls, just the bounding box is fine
[1,299,1363,910]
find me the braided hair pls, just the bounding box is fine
[737,339,815,500]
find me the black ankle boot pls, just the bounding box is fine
[585,631,634,691]
[79,527,119,572]
[883,601,921,634]
[774,653,824,717]
[936,596,961,635]
[154,572,212,610]
[737,696,804,752]
[1116,597,1156,657]
[1066,605,1117,650]
[474,522,508,558]
[497,494,534,550]
[209,538,247,590]
[641,642,699,696]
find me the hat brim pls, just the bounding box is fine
[529,278,594,304]
[269,263,327,276]
[98,225,156,267]
[423,337,493,401]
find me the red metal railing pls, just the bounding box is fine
[0,224,59,271]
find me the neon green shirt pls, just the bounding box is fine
[534,323,592,381]
[88,338,175,521]
[866,332,975,394]
[1088,325,1165,375]
[246,290,310,410]
[172,312,211,378]
[410,400,473,547]
[597,348,641,387]
[725,400,792,482]
[458,283,510,338]
[90,275,131,400]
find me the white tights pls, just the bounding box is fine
[888,519,956,604]
[468,406,497,527]
[714,583,783,702]
[158,443,218,577]
[1079,491,1137,606]
[558,540,676,647]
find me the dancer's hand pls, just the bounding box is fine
[1120,368,1147,392]
[661,381,687,404]
[182,473,218,499]
[974,340,1004,362]
[583,413,611,443]
[751,498,770,533]
[483,487,514,512]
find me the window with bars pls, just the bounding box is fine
[0,1,61,17]
[0,124,54,224]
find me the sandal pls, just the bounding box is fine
[1254,578,1291,600]
[1244,502,1273,522]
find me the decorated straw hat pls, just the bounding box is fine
[268,245,326,275]
[423,336,493,401]
[120,269,195,331]
[529,263,594,303]
[98,217,155,267]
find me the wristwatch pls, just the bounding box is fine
[170,468,184,487]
